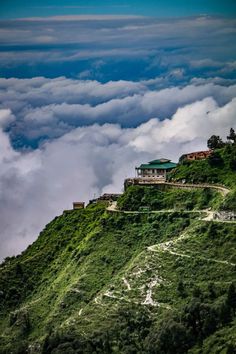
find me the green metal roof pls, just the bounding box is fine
[137,162,177,170]
[148,158,170,164]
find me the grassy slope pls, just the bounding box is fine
[0,203,195,351]
[171,144,236,188]
[0,150,236,353]
[0,199,236,353]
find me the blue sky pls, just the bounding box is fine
[1,0,236,18]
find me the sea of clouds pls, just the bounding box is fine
[0,77,236,260]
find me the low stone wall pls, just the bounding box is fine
[124,178,230,196]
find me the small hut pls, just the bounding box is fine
[73,202,85,210]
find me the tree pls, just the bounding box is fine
[208,151,224,167]
[207,135,224,150]
[227,128,236,144]
[177,280,186,298]
[146,319,191,354]
[227,283,236,313]
[230,158,236,171]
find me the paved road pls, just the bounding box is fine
[107,202,236,223]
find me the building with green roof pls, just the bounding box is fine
[135,158,177,180]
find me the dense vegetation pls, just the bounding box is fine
[171,143,236,212]
[0,140,236,353]
[117,185,222,211]
[171,144,236,188]
[0,202,236,352]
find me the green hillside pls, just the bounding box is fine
[171,144,236,188]
[117,185,222,211]
[0,145,236,354]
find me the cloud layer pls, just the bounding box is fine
[1,77,236,147]
[0,86,236,260]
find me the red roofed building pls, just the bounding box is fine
[180,150,212,162]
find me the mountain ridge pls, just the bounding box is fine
[0,144,236,353]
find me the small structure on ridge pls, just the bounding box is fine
[73,202,85,210]
[180,150,212,162]
[135,158,177,180]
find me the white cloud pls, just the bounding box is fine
[34,35,55,43]
[1,77,236,144]
[0,93,235,261]
[19,15,143,22]
[0,108,15,127]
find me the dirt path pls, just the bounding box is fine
[123,277,131,291]
[107,205,180,215]
[93,227,235,311]
[107,201,118,212]
[98,200,235,309]
[148,233,236,267]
